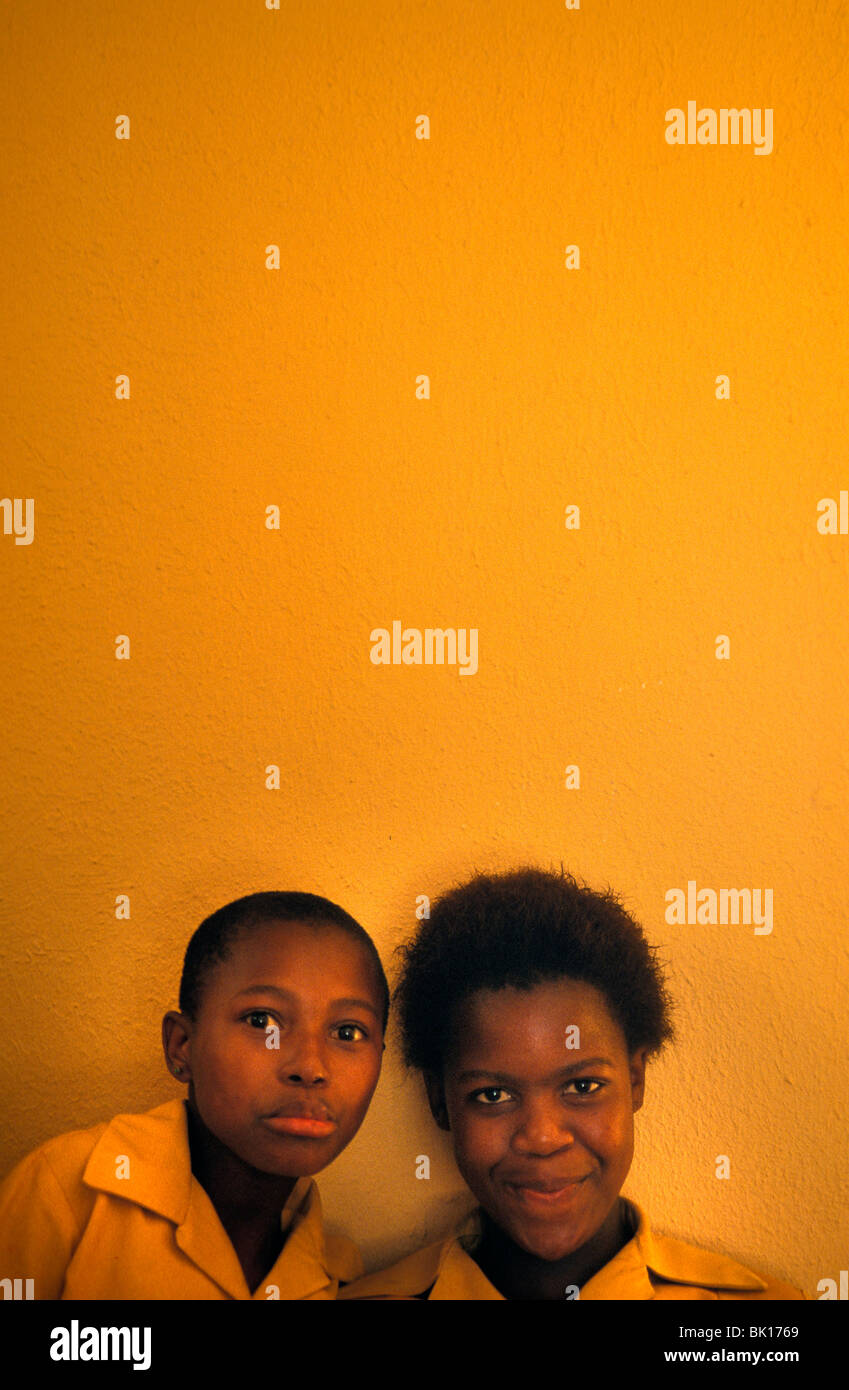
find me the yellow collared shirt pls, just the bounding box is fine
[0,1099,362,1300]
[339,1198,806,1301]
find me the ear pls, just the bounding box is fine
[423,1070,450,1131]
[629,1046,649,1113]
[162,1010,193,1084]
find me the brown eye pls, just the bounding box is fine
[564,1078,603,1096]
[473,1087,511,1105]
[333,1023,367,1042]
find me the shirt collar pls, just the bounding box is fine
[429,1197,768,1300]
[620,1198,768,1297]
[82,1099,343,1298]
[83,1099,196,1225]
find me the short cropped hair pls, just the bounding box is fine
[394,867,673,1074]
[179,890,390,1031]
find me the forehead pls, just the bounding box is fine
[447,977,628,1067]
[208,918,380,1001]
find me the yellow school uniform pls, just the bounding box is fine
[0,1099,361,1299]
[339,1197,805,1301]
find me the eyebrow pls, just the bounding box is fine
[457,1057,616,1085]
[233,984,380,1018]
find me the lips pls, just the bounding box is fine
[504,1176,589,1193]
[262,1101,337,1139]
[267,1101,336,1123]
[502,1174,591,1207]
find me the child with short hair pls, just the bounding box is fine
[0,891,388,1299]
[340,867,805,1301]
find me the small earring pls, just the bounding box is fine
[174,1066,183,1076]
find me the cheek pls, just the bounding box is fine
[194,1032,260,1096]
[585,1105,633,1166]
[451,1107,510,1173]
[338,1052,382,1116]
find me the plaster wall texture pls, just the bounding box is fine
[1,0,847,1295]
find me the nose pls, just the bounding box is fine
[280,1026,328,1085]
[511,1095,575,1156]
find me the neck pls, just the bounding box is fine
[185,1098,298,1229]
[473,1198,631,1300]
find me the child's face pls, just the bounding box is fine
[173,920,384,1178]
[430,977,647,1263]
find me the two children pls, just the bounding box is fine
[0,891,388,1299]
[0,869,805,1300]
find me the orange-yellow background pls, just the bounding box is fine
[1,0,847,1293]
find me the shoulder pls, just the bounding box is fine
[1,1118,111,1205]
[0,1114,119,1296]
[0,1101,185,1213]
[337,1236,448,1300]
[645,1228,806,1301]
[306,1188,367,1287]
[325,1231,366,1287]
[338,1210,497,1301]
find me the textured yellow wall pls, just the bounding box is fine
[1,0,847,1298]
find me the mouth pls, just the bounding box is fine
[262,1103,338,1140]
[504,1176,590,1207]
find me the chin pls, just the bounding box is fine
[510,1221,589,1263]
[256,1150,332,1178]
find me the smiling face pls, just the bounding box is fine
[428,977,647,1263]
[164,919,384,1178]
